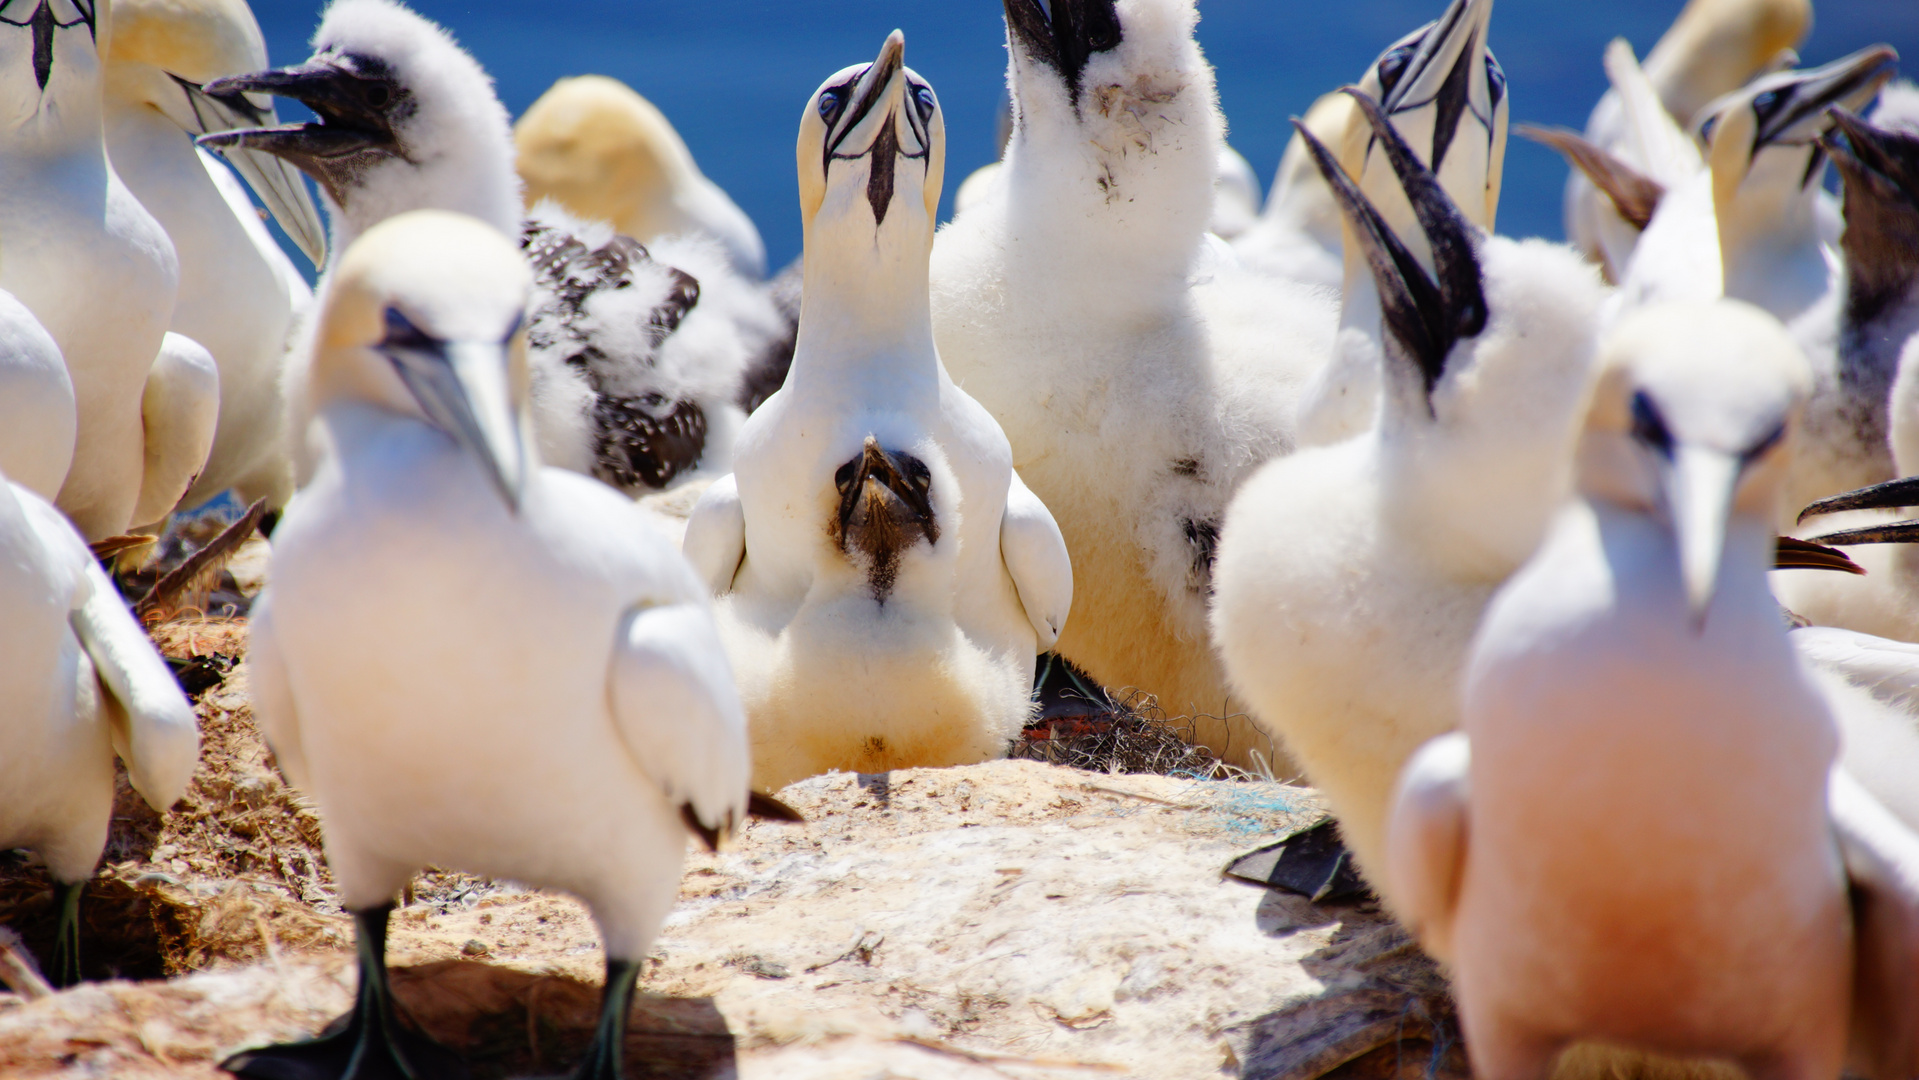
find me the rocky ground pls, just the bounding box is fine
[0,608,1459,1080]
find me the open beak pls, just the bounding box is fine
[1797,475,1919,552]
[1301,89,1487,402]
[1823,107,1919,201]
[1002,0,1121,104]
[196,59,402,206]
[1661,445,1742,626]
[382,338,528,512]
[173,80,330,269]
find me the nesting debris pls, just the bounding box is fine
[1012,656,1228,777]
[113,497,266,620]
[135,498,266,622]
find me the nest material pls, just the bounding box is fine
[1010,685,1227,778]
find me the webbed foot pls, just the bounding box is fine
[1225,818,1373,903]
[49,880,83,988]
[569,957,640,1080]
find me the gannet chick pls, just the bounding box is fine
[1289,0,1511,445]
[930,0,1335,766]
[223,210,759,1080]
[1562,0,1809,268]
[203,0,784,493]
[514,74,767,280]
[103,0,327,512]
[685,33,1071,791]
[1388,299,1919,1080]
[0,0,187,539]
[0,467,197,987]
[0,292,75,502]
[1210,97,1605,894]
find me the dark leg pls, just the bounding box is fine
[49,880,83,988]
[570,958,640,1080]
[220,904,468,1080]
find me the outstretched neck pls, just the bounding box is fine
[791,210,939,392]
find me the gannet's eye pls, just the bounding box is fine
[1485,55,1507,110]
[818,89,843,124]
[1630,391,1675,458]
[382,306,435,350]
[1376,45,1415,97]
[1085,4,1120,51]
[366,82,392,110]
[1743,421,1787,464]
[1751,88,1784,124]
[913,85,937,124]
[1699,113,1721,143]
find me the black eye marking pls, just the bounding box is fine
[1743,421,1787,463]
[382,306,436,350]
[1376,44,1415,97]
[818,89,842,123]
[1630,391,1675,458]
[1750,89,1785,125]
[1700,113,1721,143]
[1485,54,1507,110]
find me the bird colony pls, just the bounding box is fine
[0,0,1916,1076]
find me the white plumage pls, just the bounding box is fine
[930,0,1334,767]
[0,291,75,503]
[687,32,1070,792]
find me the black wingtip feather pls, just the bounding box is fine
[748,791,806,823]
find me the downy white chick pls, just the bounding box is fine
[514,73,767,280]
[0,465,197,987]
[684,33,1071,792]
[103,0,327,513]
[201,0,781,496]
[1390,299,1919,1080]
[224,210,779,1080]
[0,0,203,540]
[930,0,1336,767]
[1210,94,1605,895]
[1561,0,1809,272]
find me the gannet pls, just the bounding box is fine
[1562,0,1809,269]
[514,74,767,280]
[224,210,764,1080]
[1388,299,1919,1080]
[102,0,327,513]
[930,0,1336,767]
[1210,96,1605,895]
[1231,90,1353,288]
[131,332,220,528]
[0,292,75,502]
[0,466,197,987]
[0,0,193,539]
[1287,0,1511,445]
[684,32,1070,792]
[203,0,783,494]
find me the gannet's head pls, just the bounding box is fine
[316,209,533,510]
[198,0,520,245]
[1347,0,1506,237]
[1304,89,1604,571]
[514,76,696,241]
[1644,0,1810,126]
[1821,109,1919,328]
[1700,45,1898,228]
[999,0,1217,240]
[797,31,943,247]
[1583,301,1808,623]
[106,0,326,267]
[0,0,100,127]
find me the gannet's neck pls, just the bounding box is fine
[1718,148,1829,316]
[791,210,938,395]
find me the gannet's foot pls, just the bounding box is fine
[569,957,641,1080]
[221,904,469,1080]
[49,880,83,988]
[1225,818,1373,903]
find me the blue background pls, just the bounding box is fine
[252,0,1919,274]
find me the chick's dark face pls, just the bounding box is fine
[1002,0,1122,109]
[198,50,412,208]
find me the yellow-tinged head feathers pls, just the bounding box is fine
[106,0,266,82]
[796,30,943,241]
[1644,0,1812,125]
[323,209,529,353]
[514,74,696,241]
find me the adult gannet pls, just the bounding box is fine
[131,332,220,528]
[1563,0,1809,269]
[1210,95,1605,895]
[0,292,75,502]
[1388,299,1919,1080]
[223,210,770,1080]
[930,0,1336,767]
[102,0,327,513]
[515,74,767,280]
[202,0,783,494]
[0,0,199,539]
[0,465,197,987]
[685,33,1071,792]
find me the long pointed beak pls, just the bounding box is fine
[828,31,907,159]
[176,81,329,268]
[1799,475,1919,523]
[197,60,399,171]
[1662,445,1742,626]
[1739,45,1900,151]
[383,340,528,512]
[1383,0,1497,166]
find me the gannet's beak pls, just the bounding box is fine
[1820,109,1919,312]
[1823,108,1919,201]
[1301,89,1487,401]
[1358,0,1504,229]
[836,436,935,543]
[1661,445,1742,627]
[381,326,528,512]
[1800,475,1919,523]
[173,82,330,268]
[1702,45,1898,154]
[827,30,908,161]
[1002,0,1123,102]
[197,59,404,206]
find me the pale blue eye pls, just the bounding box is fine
[914,86,937,122]
[819,90,841,121]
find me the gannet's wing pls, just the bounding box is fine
[67,560,198,811]
[245,593,311,791]
[1604,38,1702,186]
[1829,768,1919,1080]
[1797,626,1919,707]
[608,599,751,849]
[683,474,746,595]
[167,77,328,270]
[1385,732,1471,963]
[1000,470,1072,651]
